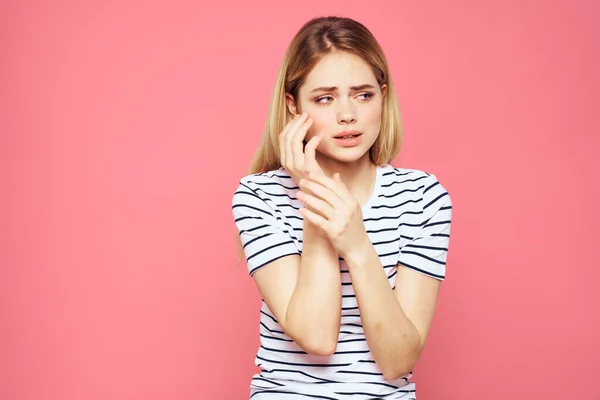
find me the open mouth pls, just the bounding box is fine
[334,132,362,139]
[333,132,363,147]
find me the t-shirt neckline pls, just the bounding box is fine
[361,164,388,213]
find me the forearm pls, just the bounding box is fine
[345,239,422,379]
[285,219,341,355]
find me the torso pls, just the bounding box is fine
[232,163,450,398]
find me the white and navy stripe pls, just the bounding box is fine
[231,164,452,398]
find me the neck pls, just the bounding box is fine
[316,153,378,207]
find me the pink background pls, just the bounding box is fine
[2,1,599,399]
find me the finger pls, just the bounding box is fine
[308,173,353,207]
[304,132,323,166]
[299,206,331,232]
[291,116,312,169]
[296,190,336,220]
[280,114,302,167]
[285,113,308,170]
[299,177,345,211]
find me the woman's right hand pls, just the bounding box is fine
[279,112,325,186]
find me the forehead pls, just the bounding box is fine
[302,52,377,89]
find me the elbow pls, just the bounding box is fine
[296,335,338,357]
[382,364,414,381]
[381,346,422,381]
[299,339,337,357]
[282,318,339,357]
[281,321,339,357]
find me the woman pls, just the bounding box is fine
[231,16,452,399]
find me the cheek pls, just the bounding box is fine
[363,104,383,129]
[306,111,330,136]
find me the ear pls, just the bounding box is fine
[285,93,298,116]
[380,83,388,99]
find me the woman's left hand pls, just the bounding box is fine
[297,173,369,259]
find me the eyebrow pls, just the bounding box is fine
[309,84,376,93]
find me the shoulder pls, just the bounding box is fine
[232,168,298,209]
[238,168,297,192]
[382,165,451,207]
[384,165,434,183]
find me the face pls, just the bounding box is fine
[287,51,387,165]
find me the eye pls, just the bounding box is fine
[315,95,334,104]
[358,92,374,101]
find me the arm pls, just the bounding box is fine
[344,243,440,380]
[236,112,341,355]
[295,172,452,378]
[253,218,341,356]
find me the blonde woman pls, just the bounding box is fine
[231,16,453,399]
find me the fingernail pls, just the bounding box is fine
[299,179,305,186]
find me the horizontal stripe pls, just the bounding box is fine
[423,220,451,229]
[379,185,425,198]
[249,252,299,275]
[251,389,339,399]
[252,377,284,387]
[259,321,285,334]
[232,203,273,218]
[253,180,299,190]
[246,240,297,262]
[334,389,415,396]
[256,355,352,368]
[260,333,293,342]
[424,192,449,209]
[397,260,445,279]
[239,181,299,200]
[401,250,446,265]
[260,368,340,383]
[260,310,279,324]
[261,345,307,355]
[403,243,448,251]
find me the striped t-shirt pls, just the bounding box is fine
[231,163,452,399]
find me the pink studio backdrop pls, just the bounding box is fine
[1,1,599,399]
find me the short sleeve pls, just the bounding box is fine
[398,174,452,280]
[231,180,301,276]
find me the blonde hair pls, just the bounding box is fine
[235,16,403,261]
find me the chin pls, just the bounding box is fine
[322,146,371,164]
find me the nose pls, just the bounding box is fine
[337,101,357,124]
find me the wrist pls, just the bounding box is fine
[302,218,337,255]
[340,234,372,265]
[303,216,327,238]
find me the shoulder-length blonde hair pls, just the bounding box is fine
[235,16,403,261]
[248,16,403,175]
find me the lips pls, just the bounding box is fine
[334,131,362,139]
[333,131,363,147]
